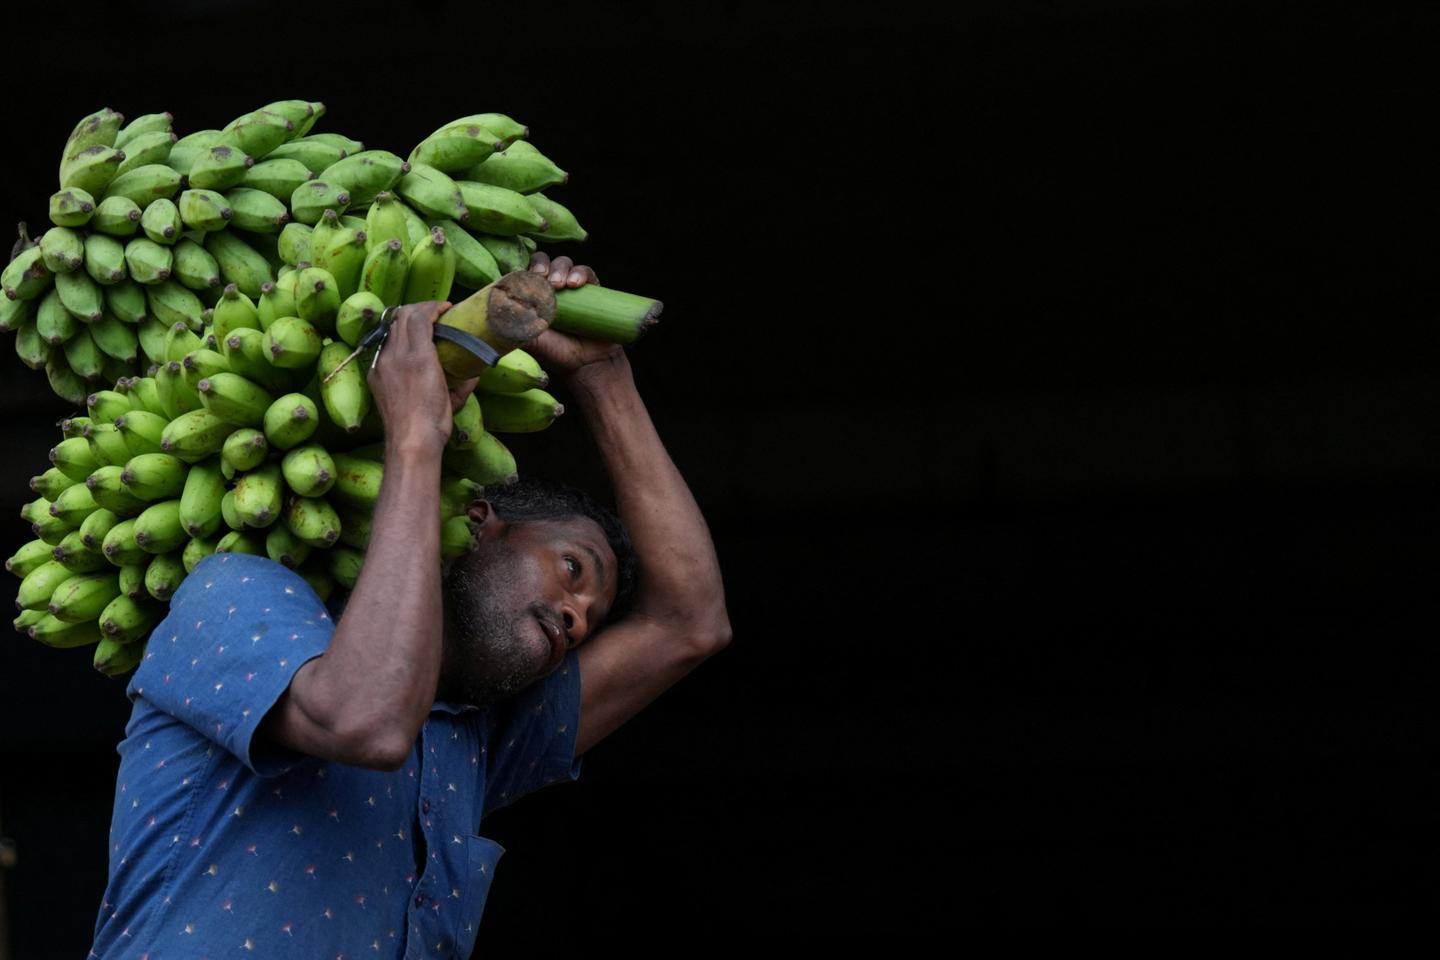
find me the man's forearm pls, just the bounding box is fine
[304,440,445,759]
[570,354,730,641]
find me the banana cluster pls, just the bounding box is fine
[4,101,590,675]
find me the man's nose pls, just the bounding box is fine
[558,603,589,647]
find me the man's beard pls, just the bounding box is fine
[440,544,547,709]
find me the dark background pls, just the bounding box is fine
[2,0,1437,951]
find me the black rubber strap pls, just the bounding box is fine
[431,324,501,368]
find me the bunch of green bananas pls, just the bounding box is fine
[3,101,662,676]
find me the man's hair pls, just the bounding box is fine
[482,476,639,629]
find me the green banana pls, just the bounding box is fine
[219,109,295,159]
[315,340,370,432]
[123,237,173,284]
[290,181,351,225]
[60,108,124,182]
[50,436,99,481]
[187,144,254,192]
[364,191,408,251]
[114,112,172,151]
[16,560,73,610]
[140,198,182,245]
[395,164,469,222]
[474,234,531,275]
[318,150,410,206]
[326,544,365,588]
[159,409,235,462]
[181,348,230,389]
[444,430,518,486]
[478,388,564,433]
[48,188,96,228]
[334,503,372,549]
[132,499,186,554]
[476,347,548,394]
[177,189,234,232]
[150,282,206,332]
[47,481,99,529]
[120,453,186,500]
[242,157,315,202]
[292,264,341,335]
[55,268,105,322]
[262,392,320,450]
[197,372,275,426]
[99,593,162,644]
[402,226,455,303]
[330,453,384,508]
[87,388,131,422]
[455,180,548,235]
[40,226,85,273]
[462,140,568,194]
[280,443,336,497]
[433,219,501,288]
[115,410,167,456]
[46,355,91,405]
[439,475,482,517]
[256,279,297,329]
[92,195,143,236]
[136,317,170,368]
[4,245,52,299]
[224,187,290,233]
[30,467,78,501]
[142,551,186,601]
[211,284,260,341]
[409,122,504,174]
[175,457,224,539]
[278,222,312,266]
[449,113,527,145]
[440,515,479,560]
[101,352,132,385]
[118,560,147,598]
[100,164,182,207]
[113,130,176,177]
[61,144,126,196]
[266,136,345,174]
[306,132,364,154]
[0,295,28,333]
[29,502,70,545]
[47,571,121,622]
[7,539,59,578]
[104,279,148,323]
[221,427,269,472]
[214,530,264,555]
[233,463,283,527]
[399,200,430,252]
[523,193,586,242]
[263,315,322,368]
[83,420,131,466]
[16,324,54,372]
[30,614,104,650]
[359,238,408,306]
[161,319,203,363]
[21,494,53,525]
[205,230,274,298]
[309,212,367,299]
[84,233,128,285]
[260,100,319,133]
[182,535,218,572]
[125,376,165,416]
[78,507,120,551]
[221,326,292,394]
[284,495,342,548]
[166,129,222,177]
[264,523,311,568]
[335,291,384,347]
[52,530,110,573]
[85,466,148,518]
[449,393,483,448]
[95,636,148,675]
[35,289,77,344]
[13,609,46,634]
[171,238,222,291]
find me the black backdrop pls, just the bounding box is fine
[1,1,1437,951]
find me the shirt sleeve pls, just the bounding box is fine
[126,552,334,778]
[481,649,584,816]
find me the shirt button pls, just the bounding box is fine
[422,799,431,813]
[415,893,425,907]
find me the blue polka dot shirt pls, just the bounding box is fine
[89,552,584,959]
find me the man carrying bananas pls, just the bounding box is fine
[88,253,731,958]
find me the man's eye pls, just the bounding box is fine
[564,556,580,579]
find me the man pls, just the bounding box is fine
[87,254,731,958]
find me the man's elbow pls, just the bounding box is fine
[696,611,732,656]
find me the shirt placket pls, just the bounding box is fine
[405,710,477,959]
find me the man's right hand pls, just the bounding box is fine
[366,300,475,452]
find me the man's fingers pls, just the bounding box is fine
[584,265,600,286]
[529,251,551,273]
[547,255,573,288]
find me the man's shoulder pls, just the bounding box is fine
[174,552,318,605]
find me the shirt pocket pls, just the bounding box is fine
[453,834,505,956]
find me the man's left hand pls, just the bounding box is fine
[526,251,627,386]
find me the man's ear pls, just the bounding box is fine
[466,498,504,538]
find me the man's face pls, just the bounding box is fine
[440,514,618,708]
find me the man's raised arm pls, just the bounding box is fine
[528,254,732,758]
